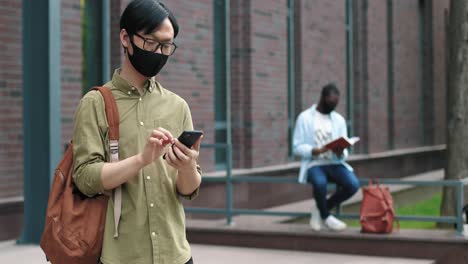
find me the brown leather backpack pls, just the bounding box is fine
[40,87,119,264]
[360,179,399,234]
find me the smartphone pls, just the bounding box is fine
[178,130,204,148]
[163,130,203,159]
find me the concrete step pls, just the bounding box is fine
[186,219,468,263]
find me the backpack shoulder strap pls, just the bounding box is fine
[91,86,122,238]
[92,86,119,141]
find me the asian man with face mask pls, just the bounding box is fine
[292,83,359,232]
[72,1,202,263]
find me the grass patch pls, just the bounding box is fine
[344,192,441,229]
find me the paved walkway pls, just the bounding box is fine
[0,240,433,263]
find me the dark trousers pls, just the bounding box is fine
[307,164,359,219]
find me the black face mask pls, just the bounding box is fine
[127,38,169,77]
[321,101,337,114]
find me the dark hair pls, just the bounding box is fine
[320,83,340,98]
[120,0,179,38]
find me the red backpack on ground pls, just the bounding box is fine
[40,87,119,264]
[360,179,399,234]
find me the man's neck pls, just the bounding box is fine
[120,58,148,95]
[316,102,326,114]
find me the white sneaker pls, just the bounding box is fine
[324,215,347,231]
[309,206,322,231]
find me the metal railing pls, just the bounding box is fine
[192,144,468,235]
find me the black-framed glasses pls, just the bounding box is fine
[133,33,178,56]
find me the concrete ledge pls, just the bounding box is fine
[0,197,23,241]
[187,220,468,263]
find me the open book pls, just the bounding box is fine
[324,136,360,150]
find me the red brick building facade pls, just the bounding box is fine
[0,0,449,200]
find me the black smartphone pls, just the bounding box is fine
[178,130,204,148]
[163,130,203,159]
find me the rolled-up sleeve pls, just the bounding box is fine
[293,113,314,159]
[72,93,107,197]
[177,100,201,200]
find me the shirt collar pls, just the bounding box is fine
[111,69,156,95]
[311,104,334,117]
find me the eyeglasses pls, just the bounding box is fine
[133,33,177,56]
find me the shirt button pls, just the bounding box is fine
[139,97,142,102]
[150,203,154,207]
[131,87,136,90]
[151,232,156,237]
[127,91,131,95]
[146,176,151,180]
[140,121,144,126]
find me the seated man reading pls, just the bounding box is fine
[292,83,359,232]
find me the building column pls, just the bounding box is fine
[420,0,435,145]
[352,0,370,154]
[20,0,61,244]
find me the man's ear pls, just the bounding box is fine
[120,28,130,49]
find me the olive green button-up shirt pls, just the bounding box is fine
[73,70,199,264]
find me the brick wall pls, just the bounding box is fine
[367,0,389,153]
[74,0,449,170]
[0,0,451,201]
[61,0,83,148]
[433,0,449,145]
[392,0,423,149]
[231,0,253,168]
[299,0,347,116]
[298,0,446,155]
[157,0,215,171]
[0,0,22,199]
[249,0,289,167]
[230,0,290,168]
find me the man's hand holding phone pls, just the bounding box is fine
[165,130,204,173]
